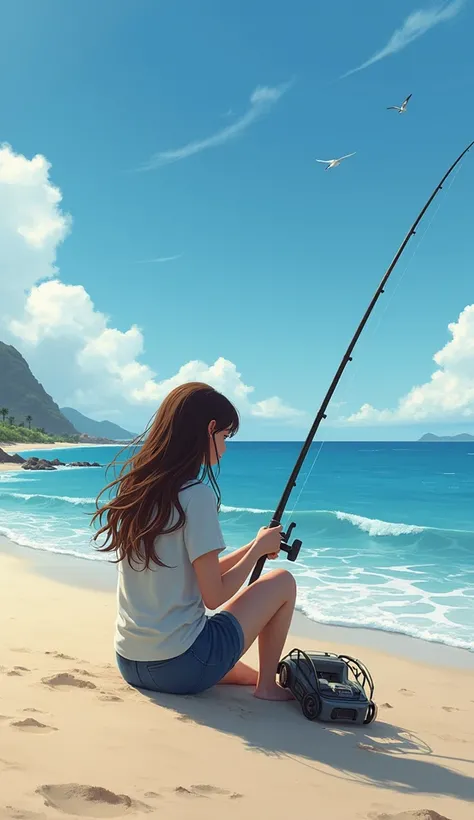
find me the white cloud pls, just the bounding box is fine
[251,396,306,421]
[136,254,182,264]
[341,1,465,78]
[140,82,291,169]
[0,143,304,427]
[347,304,474,425]
[0,143,70,320]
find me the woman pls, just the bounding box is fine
[92,382,296,700]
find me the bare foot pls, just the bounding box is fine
[253,682,294,701]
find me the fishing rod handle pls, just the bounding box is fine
[248,518,281,585]
[249,556,266,585]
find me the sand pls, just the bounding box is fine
[1,443,98,453]
[1,538,473,820]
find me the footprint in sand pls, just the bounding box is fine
[41,673,97,691]
[370,811,452,820]
[380,703,393,709]
[71,669,96,678]
[191,784,242,799]
[173,784,242,800]
[399,688,415,696]
[441,706,459,712]
[22,708,44,714]
[44,651,76,661]
[6,667,30,677]
[10,718,57,734]
[36,785,151,817]
[98,695,124,703]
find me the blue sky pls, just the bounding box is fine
[1,0,473,440]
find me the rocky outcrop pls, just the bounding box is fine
[68,460,101,468]
[0,447,26,464]
[1,447,102,470]
[22,458,57,471]
[21,457,101,471]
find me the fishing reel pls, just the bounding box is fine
[280,522,302,562]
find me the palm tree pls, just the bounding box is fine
[26,415,33,429]
[0,407,8,423]
[8,416,15,426]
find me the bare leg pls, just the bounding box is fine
[218,660,258,686]
[221,568,296,701]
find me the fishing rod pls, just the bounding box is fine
[249,139,474,586]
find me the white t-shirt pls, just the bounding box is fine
[115,482,226,662]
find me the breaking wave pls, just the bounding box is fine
[0,492,95,507]
[334,511,425,537]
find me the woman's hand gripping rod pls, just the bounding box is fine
[249,520,302,585]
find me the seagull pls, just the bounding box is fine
[387,93,412,114]
[315,152,356,170]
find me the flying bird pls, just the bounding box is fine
[387,93,412,114]
[315,152,356,170]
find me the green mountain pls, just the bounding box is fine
[0,342,77,436]
[419,432,474,442]
[60,406,137,441]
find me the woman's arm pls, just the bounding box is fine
[193,527,282,610]
[218,541,254,573]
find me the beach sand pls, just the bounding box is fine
[1,442,103,454]
[1,535,473,820]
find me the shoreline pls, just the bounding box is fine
[0,545,474,820]
[1,441,109,453]
[2,533,473,670]
[0,441,116,472]
[1,536,474,819]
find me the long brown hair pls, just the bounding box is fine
[91,382,239,569]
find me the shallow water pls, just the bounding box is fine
[1,441,473,651]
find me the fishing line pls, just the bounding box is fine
[249,141,474,585]
[282,440,325,529]
[361,157,465,340]
[311,153,467,433]
[282,155,468,531]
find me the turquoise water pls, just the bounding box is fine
[1,441,473,651]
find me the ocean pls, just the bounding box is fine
[1,441,473,652]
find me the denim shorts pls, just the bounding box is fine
[116,611,244,696]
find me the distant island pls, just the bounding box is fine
[418,433,474,442]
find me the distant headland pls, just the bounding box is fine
[418,433,474,442]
